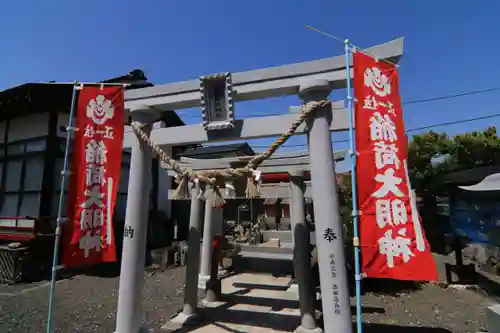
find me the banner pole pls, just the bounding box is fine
[344,39,363,333]
[46,82,80,333]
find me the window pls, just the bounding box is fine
[23,156,44,191]
[7,143,24,156]
[4,160,23,191]
[50,156,69,217]
[19,193,41,217]
[51,193,67,219]
[53,158,69,192]
[25,140,46,153]
[0,194,19,216]
[0,137,48,218]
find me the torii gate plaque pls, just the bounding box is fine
[200,72,235,131]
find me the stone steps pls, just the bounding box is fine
[238,242,293,255]
[233,249,294,275]
[239,251,293,260]
[231,272,293,291]
[262,230,293,243]
[261,230,317,244]
[234,230,317,274]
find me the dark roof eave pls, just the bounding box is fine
[0,69,156,121]
[177,142,255,158]
[441,164,500,186]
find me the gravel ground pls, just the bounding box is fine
[0,267,189,333]
[0,267,494,333]
[357,283,492,333]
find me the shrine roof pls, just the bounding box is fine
[176,142,255,159]
[458,173,500,192]
[440,164,500,186]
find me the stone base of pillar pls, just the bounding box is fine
[203,278,222,303]
[287,283,321,301]
[201,299,225,308]
[198,274,210,289]
[161,312,200,332]
[293,326,324,333]
[114,327,150,333]
[287,283,299,294]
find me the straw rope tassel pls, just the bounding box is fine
[245,175,260,198]
[211,185,226,207]
[172,174,191,200]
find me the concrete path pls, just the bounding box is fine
[165,273,306,333]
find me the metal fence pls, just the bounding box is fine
[0,245,28,284]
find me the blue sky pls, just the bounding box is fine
[1,1,500,171]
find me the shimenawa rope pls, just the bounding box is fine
[130,99,331,206]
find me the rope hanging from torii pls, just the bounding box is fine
[130,99,331,206]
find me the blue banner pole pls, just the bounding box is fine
[46,82,79,333]
[344,39,363,333]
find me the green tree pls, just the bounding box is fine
[407,126,500,194]
[338,173,353,237]
[407,131,453,194]
[447,126,500,170]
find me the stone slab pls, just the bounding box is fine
[487,304,500,333]
[168,273,303,333]
[228,273,293,288]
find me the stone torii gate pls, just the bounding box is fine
[163,150,347,333]
[118,37,403,333]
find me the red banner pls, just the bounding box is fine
[354,51,437,281]
[62,86,124,268]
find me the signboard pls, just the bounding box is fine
[200,72,235,130]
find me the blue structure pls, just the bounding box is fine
[449,172,500,245]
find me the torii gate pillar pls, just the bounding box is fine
[115,109,159,333]
[290,171,322,333]
[299,79,353,333]
[162,183,205,330]
[199,186,215,289]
